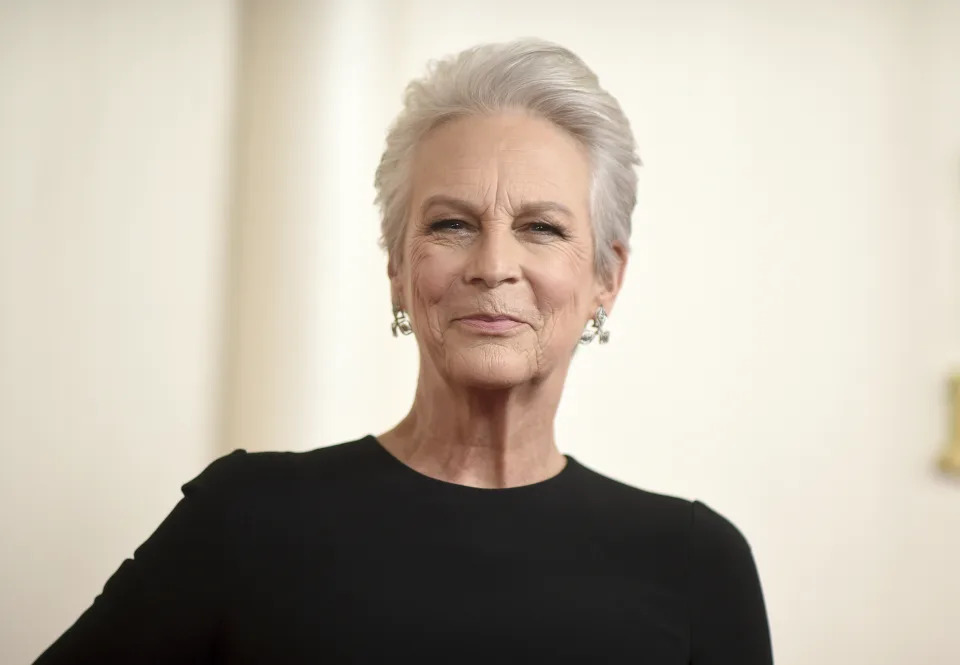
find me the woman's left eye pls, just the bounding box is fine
[527,222,564,237]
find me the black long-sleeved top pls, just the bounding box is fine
[35,435,774,664]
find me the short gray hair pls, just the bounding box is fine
[374,38,641,282]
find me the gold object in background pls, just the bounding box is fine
[939,373,960,476]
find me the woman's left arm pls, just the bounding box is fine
[688,500,774,665]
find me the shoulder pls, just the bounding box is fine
[690,500,754,557]
[570,461,756,555]
[182,436,374,504]
[571,459,691,525]
[688,500,764,602]
[568,461,695,555]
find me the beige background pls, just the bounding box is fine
[1,1,959,663]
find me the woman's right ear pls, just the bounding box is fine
[387,255,403,309]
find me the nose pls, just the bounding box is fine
[464,224,522,288]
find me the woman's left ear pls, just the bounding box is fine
[597,242,629,316]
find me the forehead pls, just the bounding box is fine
[409,112,591,211]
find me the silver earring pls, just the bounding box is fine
[391,306,413,337]
[579,307,610,345]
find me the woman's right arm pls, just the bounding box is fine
[33,450,247,664]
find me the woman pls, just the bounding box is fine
[36,39,773,664]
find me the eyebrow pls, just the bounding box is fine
[419,195,574,220]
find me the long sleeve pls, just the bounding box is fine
[33,450,247,665]
[689,500,774,664]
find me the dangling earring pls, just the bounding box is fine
[579,306,610,345]
[391,306,413,337]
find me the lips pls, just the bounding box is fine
[456,314,524,334]
[462,314,520,323]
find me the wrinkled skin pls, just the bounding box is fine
[380,112,627,488]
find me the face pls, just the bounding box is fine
[390,112,626,390]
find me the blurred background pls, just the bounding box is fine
[1,0,958,662]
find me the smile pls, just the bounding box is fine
[455,316,524,334]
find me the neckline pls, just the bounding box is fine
[363,434,578,494]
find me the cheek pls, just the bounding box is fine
[529,262,591,330]
[406,243,459,308]
[533,243,593,302]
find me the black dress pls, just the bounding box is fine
[35,435,774,664]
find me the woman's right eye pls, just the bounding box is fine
[429,219,467,232]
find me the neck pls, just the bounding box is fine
[376,361,569,489]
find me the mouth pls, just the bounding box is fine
[455,314,524,334]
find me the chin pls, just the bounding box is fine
[445,345,537,390]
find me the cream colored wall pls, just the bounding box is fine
[0,1,236,663]
[1,1,958,663]
[288,1,960,663]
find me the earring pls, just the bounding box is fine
[579,306,610,345]
[391,306,413,337]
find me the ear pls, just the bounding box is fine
[596,242,628,316]
[387,253,403,309]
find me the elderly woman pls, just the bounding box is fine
[36,39,773,664]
